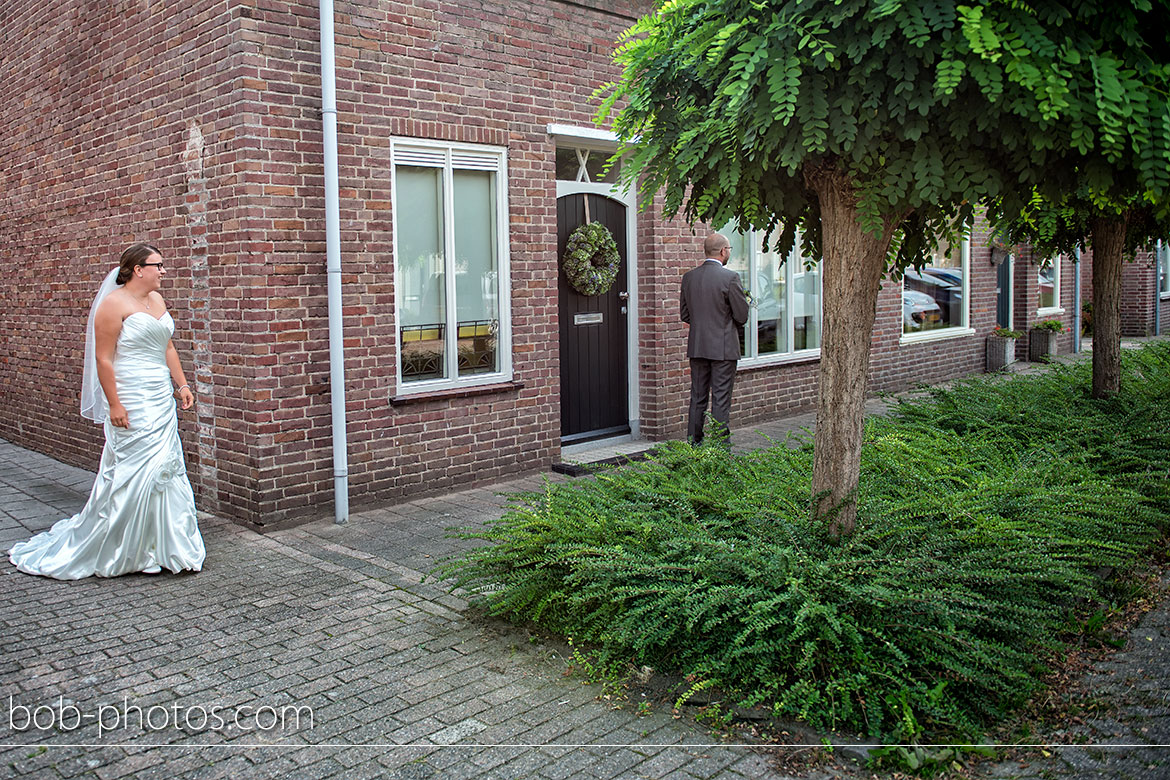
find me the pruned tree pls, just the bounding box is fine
[986,4,1170,398]
[600,0,1170,534]
[990,185,1170,397]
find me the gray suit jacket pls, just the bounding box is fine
[680,260,750,360]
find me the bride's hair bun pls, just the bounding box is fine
[116,243,163,285]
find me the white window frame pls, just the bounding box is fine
[1160,241,1170,298]
[900,237,974,344]
[726,228,823,366]
[1037,254,1064,316]
[390,138,512,395]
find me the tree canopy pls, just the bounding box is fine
[599,0,1170,533]
[978,1,1170,397]
[601,0,1170,263]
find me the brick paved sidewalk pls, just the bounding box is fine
[1,437,840,780]
[4,339,1168,779]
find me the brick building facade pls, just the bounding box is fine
[3,0,1127,529]
[1115,250,1170,337]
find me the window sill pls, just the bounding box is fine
[1036,307,1065,317]
[899,327,976,346]
[737,349,821,371]
[389,380,525,406]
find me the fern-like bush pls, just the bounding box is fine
[436,342,1170,740]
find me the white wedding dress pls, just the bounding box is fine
[9,311,205,579]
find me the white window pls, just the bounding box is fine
[391,140,511,392]
[1160,243,1170,296]
[722,225,821,362]
[1038,256,1062,312]
[901,237,971,339]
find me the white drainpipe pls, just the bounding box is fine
[1073,247,1082,353]
[319,0,349,523]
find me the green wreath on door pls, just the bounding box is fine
[561,221,621,297]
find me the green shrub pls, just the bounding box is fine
[437,342,1170,741]
[1031,318,1067,332]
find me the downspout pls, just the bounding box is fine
[1073,247,1082,353]
[320,0,349,523]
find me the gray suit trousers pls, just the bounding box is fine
[688,358,737,444]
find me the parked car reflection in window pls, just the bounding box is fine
[903,267,962,331]
[903,289,942,331]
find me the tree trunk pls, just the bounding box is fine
[805,165,898,537]
[1088,214,1127,398]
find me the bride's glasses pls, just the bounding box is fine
[140,262,164,269]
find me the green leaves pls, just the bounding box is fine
[934,58,966,96]
[1092,54,1130,160]
[438,342,1170,742]
[957,4,1000,59]
[766,55,802,123]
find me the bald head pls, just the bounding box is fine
[703,233,730,258]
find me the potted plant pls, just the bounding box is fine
[986,325,1023,371]
[987,232,1021,267]
[1028,318,1066,362]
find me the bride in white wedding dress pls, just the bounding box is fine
[9,243,205,579]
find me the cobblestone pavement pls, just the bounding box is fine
[978,570,1170,780]
[1,438,835,780]
[3,341,1169,779]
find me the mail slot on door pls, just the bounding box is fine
[573,312,604,326]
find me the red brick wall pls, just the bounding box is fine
[0,0,265,520]
[1079,247,1163,338]
[13,0,1123,528]
[228,0,656,524]
[0,0,657,527]
[645,216,1004,440]
[633,195,702,441]
[1119,250,1158,337]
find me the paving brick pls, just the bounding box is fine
[4,342,1169,780]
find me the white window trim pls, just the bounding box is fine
[726,231,824,366]
[741,348,823,367]
[1004,252,1016,333]
[1159,242,1170,298]
[901,327,978,345]
[1037,254,1063,316]
[899,238,974,345]
[390,138,513,396]
[547,123,618,145]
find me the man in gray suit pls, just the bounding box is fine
[681,233,750,445]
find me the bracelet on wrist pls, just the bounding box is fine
[177,384,190,392]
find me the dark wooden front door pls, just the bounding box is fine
[996,255,1012,328]
[558,193,629,443]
